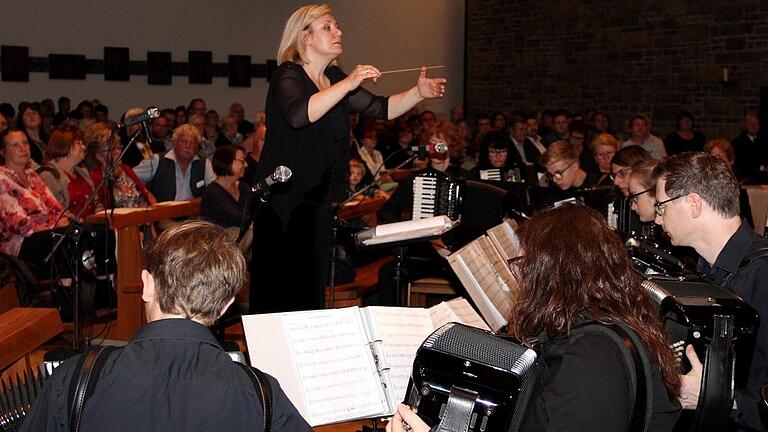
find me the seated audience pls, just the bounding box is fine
[38,126,102,219]
[356,125,385,179]
[134,124,216,202]
[389,204,681,432]
[664,111,705,155]
[201,145,250,228]
[216,113,244,147]
[623,114,667,159]
[83,122,157,208]
[731,111,767,184]
[0,128,65,259]
[16,102,48,164]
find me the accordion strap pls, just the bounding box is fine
[434,386,478,432]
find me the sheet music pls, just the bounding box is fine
[374,216,453,237]
[282,308,389,425]
[487,221,521,263]
[448,236,517,331]
[361,307,435,411]
[428,297,491,331]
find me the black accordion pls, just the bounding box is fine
[642,277,759,387]
[412,172,462,221]
[406,323,538,432]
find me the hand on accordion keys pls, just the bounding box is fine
[386,404,430,432]
[678,345,704,410]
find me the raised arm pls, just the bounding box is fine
[387,67,447,120]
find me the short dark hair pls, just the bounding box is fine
[652,152,740,218]
[0,128,24,165]
[212,144,245,176]
[143,220,245,326]
[629,114,649,128]
[94,104,109,116]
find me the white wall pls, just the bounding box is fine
[0,0,464,121]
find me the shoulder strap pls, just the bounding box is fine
[69,346,118,432]
[574,323,650,432]
[234,362,273,432]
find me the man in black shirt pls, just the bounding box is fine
[652,152,768,431]
[21,221,312,432]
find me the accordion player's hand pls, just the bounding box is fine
[678,344,703,410]
[386,404,430,432]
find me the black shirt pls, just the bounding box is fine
[696,222,768,432]
[521,331,680,431]
[20,319,312,432]
[201,181,251,228]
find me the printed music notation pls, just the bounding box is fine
[242,304,491,426]
[486,220,521,263]
[361,307,436,405]
[282,309,388,425]
[429,298,491,331]
[448,235,518,331]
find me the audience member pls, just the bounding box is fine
[134,124,215,202]
[731,111,767,183]
[16,102,48,164]
[664,111,705,155]
[216,113,244,147]
[190,114,215,160]
[542,109,570,146]
[52,96,70,127]
[704,139,754,227]
[201,145,250,228]
[149,116,172,153]
[38,126,102,219]
[83,122,156,208]
[230,102,255,136]
[623,114,667,159]
[0,128,65,258]
[187,98,207,117]
[174,105,188,126]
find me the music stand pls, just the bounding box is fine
[354,216,457,306]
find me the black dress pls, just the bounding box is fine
[250,62,388,313]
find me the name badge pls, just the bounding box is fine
[196,180,205,188]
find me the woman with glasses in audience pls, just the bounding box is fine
[201,144,251,229]
[389,204,681,432]
[38,126,102,220]
[83,122,156,209]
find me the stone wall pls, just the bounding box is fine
[466,0,768,140]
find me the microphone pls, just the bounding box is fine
[411,142,448,160]
[252,165,292,201]
[115,107,161,129]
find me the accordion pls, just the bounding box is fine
[413,172,461,221]
[642,277,759,387]
[406,323,538,432]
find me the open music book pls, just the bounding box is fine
[242,298,489,426]
[355,215,456,246]
[447,220,521,332]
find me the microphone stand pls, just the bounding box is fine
[44,126,145,350]
[326,151,422,308]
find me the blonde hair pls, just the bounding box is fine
[277,4,333,65]
[83,121,117,155]
[591,133,620,152]
[540,140,576,167]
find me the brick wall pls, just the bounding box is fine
[466,0,768,140]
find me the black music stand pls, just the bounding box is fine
[354,222,455,306]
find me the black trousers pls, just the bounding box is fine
[249,200,332,313]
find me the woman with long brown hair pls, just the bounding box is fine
[389,204,681,432]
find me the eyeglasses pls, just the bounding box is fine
[609,167,630,181]
[654,194,685,216]
[546,160,576,181]
[628,188,652,205]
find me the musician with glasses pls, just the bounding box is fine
[652,151,768,431]
[538,140,604,211]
